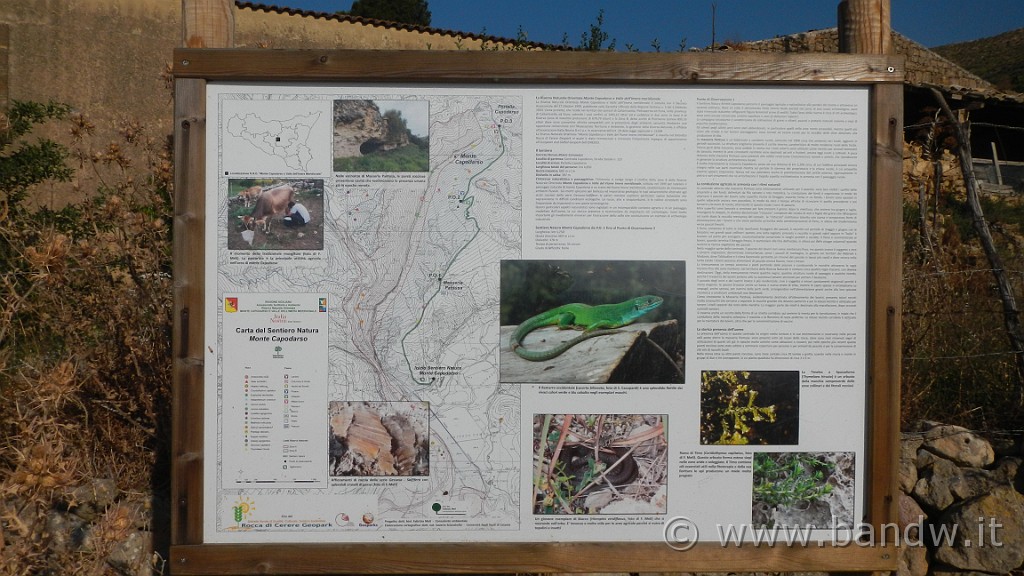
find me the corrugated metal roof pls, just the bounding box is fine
[235,1,565,50]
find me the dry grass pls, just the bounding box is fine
[902,141,1024,429]
[0,105,172,574]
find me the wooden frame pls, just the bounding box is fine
[171,48,903,574]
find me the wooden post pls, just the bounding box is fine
[838,0,891,54]
[172,78,208,549]
[0,24,9,111]
[182,0,234,48]
[991,142,1004,185]
[174,0,227,555]
[840,0,901,561]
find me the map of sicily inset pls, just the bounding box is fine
[225,112,321,171]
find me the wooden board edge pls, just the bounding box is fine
[170,541,899,574]
[865,83,903,529]
[172,77,208,547]
[172,48,905,85]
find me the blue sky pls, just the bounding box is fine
[271,1,1024,49]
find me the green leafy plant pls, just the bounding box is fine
[0,101,73,207]
[333,141,428,172]
[577,9,616,51]
[752,452,834,508]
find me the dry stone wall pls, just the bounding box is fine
[16,422,1017,576]
[899,422,1024,576]
[737,28,997,92]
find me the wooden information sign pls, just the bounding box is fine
[171,49,903,574]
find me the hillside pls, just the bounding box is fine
[932,27,1024,93]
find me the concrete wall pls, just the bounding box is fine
[0,0,178,130]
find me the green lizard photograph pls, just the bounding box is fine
[499,260,685,384]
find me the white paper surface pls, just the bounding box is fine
[203,83,869,544]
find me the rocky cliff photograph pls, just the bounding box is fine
[333,99,429,172]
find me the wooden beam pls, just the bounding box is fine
[838,0,892,55]
[170,541,897,574]
[171,77,208,548]
[172,49,904,84]
[866,81,903,534]
[182,0,234,48]
[840,0,901,558]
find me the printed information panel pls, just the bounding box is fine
[204,83,869,544]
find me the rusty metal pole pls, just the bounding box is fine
[182,0,234,48]
[838,0,891,54]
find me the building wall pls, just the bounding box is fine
[0,0,515,123]
[3,2,515,126]
[234,4,510,50]
[0,0,504,204]
[0,0,179,128]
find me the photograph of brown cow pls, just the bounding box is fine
[227,178,325,251]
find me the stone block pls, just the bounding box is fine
[934,485,1024,574]
[921,423,995,468]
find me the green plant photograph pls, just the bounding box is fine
[533,413,667,515]
[700,370,800,445]
[751,451,855,529]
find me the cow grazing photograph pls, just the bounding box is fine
[227,178,325,250]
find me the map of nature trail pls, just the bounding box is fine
[212,92,524,534]
[341,97,520,526]
[400,121,509,387]
[321,97,523,528]
[226,111,321,171]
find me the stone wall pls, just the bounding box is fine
[899,422,1024,576]
[737,28,997,92]
[32,423,1022,575]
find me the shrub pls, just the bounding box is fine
[0,101,172,574]
[700,370,778,445]
[902,142,1024,429]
